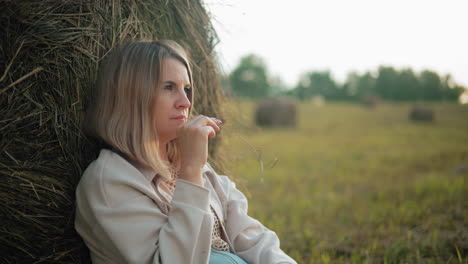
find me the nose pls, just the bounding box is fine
[175,90,191,109]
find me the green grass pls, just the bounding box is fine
[220,101,468,264]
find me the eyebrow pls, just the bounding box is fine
[162,80,191,86]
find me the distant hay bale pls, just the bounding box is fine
[0,1,224,263]
[255,97,297,127]
[361,95,381,108]
[452,164,468,175]
[409,105,435,122]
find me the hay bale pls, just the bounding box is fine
[0,1,223,263]
[452,164,468,175]
[409,104,434,122]
[255,97,297,127]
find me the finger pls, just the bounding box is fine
[202,126,216,138]
[210,117,223,125]
[182,115,207,129]
[186,115,204,124]
[193,115,220,131]
[191,115,221,125]
[207,116,221,131]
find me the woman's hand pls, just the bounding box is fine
[176,115,222,185]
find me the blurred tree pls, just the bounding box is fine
[343,71,376,100]
[229,54,271,98]
[419,70,444,101]
[396,68,420,101]
[375,66,399,100]
[440,74,465,101]
[294,71,344,100]
[227,54,465,102]
[268,75,289,96]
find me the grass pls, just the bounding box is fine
[219,100,468,264]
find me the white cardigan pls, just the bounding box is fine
[75,149,297,264]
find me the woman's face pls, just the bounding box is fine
[154,57,191,144]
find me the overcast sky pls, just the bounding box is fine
[204,0,468,89]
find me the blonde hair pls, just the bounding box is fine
[86,40,193,180]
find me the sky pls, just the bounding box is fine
[203,0,468,90]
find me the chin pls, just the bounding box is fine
[157,129,177,144]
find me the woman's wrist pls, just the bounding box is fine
[178,165,203,185]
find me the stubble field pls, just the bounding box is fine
[220,100,468,264]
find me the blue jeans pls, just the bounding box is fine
[209,248,248,264]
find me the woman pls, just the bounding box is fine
[75,40,297,264]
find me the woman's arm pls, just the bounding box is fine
[75,160,213,264]
[220,176,297,264]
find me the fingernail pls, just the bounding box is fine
[214,118,222,124]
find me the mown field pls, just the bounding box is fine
[219,100,468,264]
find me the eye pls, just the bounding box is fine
[184,86,192,94]
[164,84,173,90]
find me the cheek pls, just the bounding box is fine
[153,99,173,128]
[155,93,173,110]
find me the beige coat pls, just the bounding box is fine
[75,149,297,264]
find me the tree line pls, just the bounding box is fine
[223,54,465,102]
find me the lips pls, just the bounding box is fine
[171,115,186,120]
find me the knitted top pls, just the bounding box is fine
[157,173,230,252]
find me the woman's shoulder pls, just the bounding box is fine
[202,163,237,192]
[77,149,153,207]
[80,149,139,182]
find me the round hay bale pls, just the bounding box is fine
[452,164,468,175]
[255,97,297,127]
[409,104,435,122]
[0,1,224,263]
